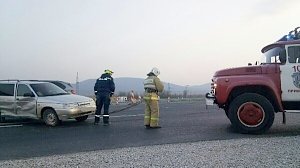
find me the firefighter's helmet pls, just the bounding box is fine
[104,69,114,75]
[151,67,160,76]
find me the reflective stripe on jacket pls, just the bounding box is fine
[144,92,159,100]
[144,78,156,90]
[143,75,164,92]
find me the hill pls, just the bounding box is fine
[73,77,210,96]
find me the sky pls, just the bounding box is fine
[1,0,300,86]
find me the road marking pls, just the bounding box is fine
[111,114,144,118]
[87,114,144,119]
[0,114,145,126]
[0,124,23,128]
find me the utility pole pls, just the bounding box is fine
[168,83,171,96]
[167,83,171,102]
[184,85,189,98]
[76,72,79,94]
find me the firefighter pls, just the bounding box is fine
[143,67,164,129]
[94,69,115,125]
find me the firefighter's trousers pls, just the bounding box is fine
[95,93,111,124]
[144,92,160,127]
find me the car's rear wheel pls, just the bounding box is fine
[228,93,274,134]
[43,109,59,126]
[75,115,88,122]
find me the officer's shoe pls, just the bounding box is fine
[145,125,151,129]
[94,121,99,125]
[149,126,161,129]
[103,122,110,126]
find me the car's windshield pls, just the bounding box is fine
[30,83,69,97]
[261,47,285,64]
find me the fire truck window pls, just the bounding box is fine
[271,56,276,63]
[279,50,286,64]
[288,46,300,63]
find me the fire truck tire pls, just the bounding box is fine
[225,110,233,123]
[228,93,274,134]
[43,109,60,126]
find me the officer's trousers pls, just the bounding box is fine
[144,92,160,127]
[95,93,111,123]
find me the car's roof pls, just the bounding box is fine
[39,80,71,85]
[0,80,49,84]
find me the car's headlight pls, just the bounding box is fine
[90,100,96,105]
[62,103,78,109]
[213,83,217,89]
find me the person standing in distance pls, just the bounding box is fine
[94,69,115,125]
[143,67,164,129]
[129,90,136,104]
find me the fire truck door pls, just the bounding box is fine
[281,45,300,101]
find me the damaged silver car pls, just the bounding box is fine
[0,80,96,126]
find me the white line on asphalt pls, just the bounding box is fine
[0,124,23,128]
[87,114,144,119]
[111,114,144,118]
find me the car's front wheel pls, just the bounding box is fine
[43,109,59,126]
[75,115,89,122]
[228,93,274,134]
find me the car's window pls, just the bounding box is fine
[51,81,66,90]
[17,84,34,97]
[61,82,72,89]
[0,84,15,96]
[30,83,68,97]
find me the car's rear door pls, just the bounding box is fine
[0,83,16,115]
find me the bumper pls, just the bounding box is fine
[205,93,215,106]
[56,106,96,120]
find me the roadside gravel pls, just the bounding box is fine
[1,136,300,168]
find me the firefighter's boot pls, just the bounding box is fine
[103,114,109,126]
[94,115,100,125]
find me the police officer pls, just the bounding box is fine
[94,69,115,125]
[143,67,164,129]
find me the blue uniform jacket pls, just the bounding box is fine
[94,73,115,95]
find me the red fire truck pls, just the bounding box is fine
[206,27,300,134]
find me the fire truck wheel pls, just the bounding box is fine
[225,110,233,123]
[228,93,274,134]
[43,109,59,126]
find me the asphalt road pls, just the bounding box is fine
[1,99,300,161]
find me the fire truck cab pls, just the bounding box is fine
[207,27,300,134]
